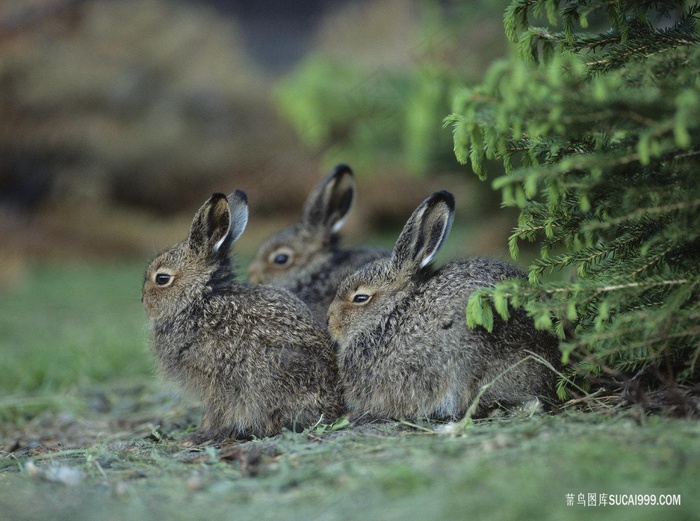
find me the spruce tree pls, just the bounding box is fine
[447,1,700,401]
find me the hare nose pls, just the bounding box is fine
[326,308,342,340]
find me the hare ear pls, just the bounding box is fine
[302,164,355,234]
[391,191,455,272]
[226,190,249,245]
[188,193,237,258]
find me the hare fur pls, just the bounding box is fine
[143,191,344,443]
[248,164,388,323]
[327,190,560,421]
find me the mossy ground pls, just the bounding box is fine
[1,264,697,521]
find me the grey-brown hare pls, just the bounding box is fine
[143,191,344,443]
[328,190,559,422]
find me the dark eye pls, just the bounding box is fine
[352,294,371,304]
[155,273,171,286]
[273,253,290,265]
[269,247,294,269]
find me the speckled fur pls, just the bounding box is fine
[248,164,388,323]
[143,191,343,443]
[327,191,560,421]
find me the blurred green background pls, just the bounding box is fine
[0,0,515,277]
[0,0,518,393]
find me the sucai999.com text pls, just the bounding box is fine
[566,493,681,507]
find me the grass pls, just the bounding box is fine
[1,262,699,521]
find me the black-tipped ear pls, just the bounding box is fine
[188,193,232,258]
[227,190,249,245]
[390,191,455,273]
[302,164,355,233]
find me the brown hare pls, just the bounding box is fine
[248,164,388,323]
[327,190,560,422]
[142,190,344,443]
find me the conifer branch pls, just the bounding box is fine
[457,1,700,393]
[584,199,700,229]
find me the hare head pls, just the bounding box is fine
[143,191,248,321]
[248,164,355,285]
[327,190,454,341]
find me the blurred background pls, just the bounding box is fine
[0,0,516,291]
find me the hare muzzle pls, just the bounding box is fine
[326,302,344,341]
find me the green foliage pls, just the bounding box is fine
[274,55,457,176]
[274,56,418,172]
[449,1,700,393]
[273,1,508,175]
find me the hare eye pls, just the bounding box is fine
[273,253,289,265]
[155,273,172,286]
[269,247,294,269]
[352,293,371,304]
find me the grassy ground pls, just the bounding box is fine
[1,263,698,521]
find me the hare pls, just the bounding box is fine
[248,164,389,323]
[327,190,560,422]
[142,190,344,443]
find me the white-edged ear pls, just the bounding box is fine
[302,164,355,234]
[188,193,232,257]
[226,189,249,246]
[390,190,455,272]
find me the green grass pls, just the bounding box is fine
[0,262,151,393]
[1,412,698,521]
[0,262,698,521]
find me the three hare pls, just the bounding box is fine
[142,182,560,442]
[248,164,388,323]
[327,190,560,421]
[142,191,343,443]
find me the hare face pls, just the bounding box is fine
[142,243,214,320]
[248,164,354,286]
[327,258,408,342]
[143,245,182,319]
[247,225,330,285]
[328,191,455,343]
[143,191,248,321]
